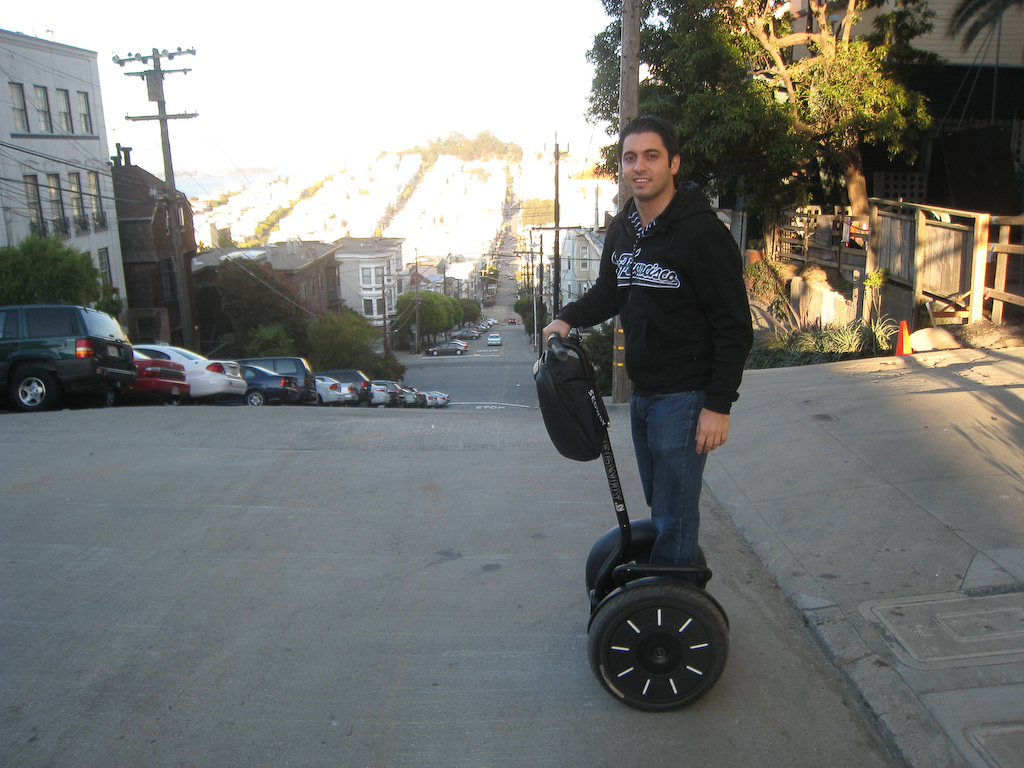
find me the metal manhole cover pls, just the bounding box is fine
[859,590,1024,670]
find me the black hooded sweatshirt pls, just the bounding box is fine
[557,182,753,414]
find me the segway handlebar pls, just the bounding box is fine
[546,333,570,361]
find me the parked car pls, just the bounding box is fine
[372,380,404,407]
[454,328,481,340]
[1,303,135,412]
[132,344,245,402]
[235,365,301,406]
[236,356,316,403]
[115,350,189,405]
[399,384,426,407]
[426,341,466,356]
[315,369,372,405]
[314,375,358,406]
[369,383,390,406]
[429,390,451,407]
[487,333,502,346]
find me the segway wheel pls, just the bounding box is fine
[588,581,728,711]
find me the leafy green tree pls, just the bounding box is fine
[94,284,124,318]
[588,0,934,214]
[306,308,379,371]
[217,257,311,354]
[458,298,481,324]
[367,351,407,381]
[392,290,455,342]
[0,235,100,305]
[514,296,548,334]
[442,294,463,332]
[581,321,616,396]
[246,323,296,356]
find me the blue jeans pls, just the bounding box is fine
[630,390,708,570]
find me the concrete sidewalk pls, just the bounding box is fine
[702,346,1024,768]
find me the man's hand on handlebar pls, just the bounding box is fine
[542,319,571,344]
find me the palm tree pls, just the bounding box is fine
[948,0,1023,50]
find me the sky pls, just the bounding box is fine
[5,0,617,178]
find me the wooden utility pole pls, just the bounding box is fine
[114,47,198,349]
[613,0,641,403]
[553,141,561,317]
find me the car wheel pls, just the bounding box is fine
[164,394,183,406]
[317,393,324,405]
[456,349,463,355]
[431,350,438,356]
[245,390,266,406]
[10,368,60,412]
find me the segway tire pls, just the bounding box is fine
[588,581,728,711]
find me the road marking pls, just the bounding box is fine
[459,402,532,409]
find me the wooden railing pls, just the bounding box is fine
[990,215,1024,325]
[770,206,869,275]
[769,202,1023,326]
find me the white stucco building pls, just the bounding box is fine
[1,29,125,294]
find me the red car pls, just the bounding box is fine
[116,350,190,405]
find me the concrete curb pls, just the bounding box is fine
[702,475,971,768]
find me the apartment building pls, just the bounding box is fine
[0,29,125,293]
[560,227,604,307]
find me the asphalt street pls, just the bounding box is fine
[0,395,899,768]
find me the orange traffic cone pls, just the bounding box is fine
[895,321,912,356]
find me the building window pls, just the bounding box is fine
[160,259,178,301]
[56,89,74,133]
[77,91,93,134]
[361,267,372,286]
[579,244,590,272]
[96,247,112,286]
[88,172,106,231]
[9,83,29,132]
[68,173,88,235]
[375,266,384,286]
[376,298,386,316]
[34,86,53,133]
[24,175,45,235]
[46,174,69,237]
[363,299,374,316]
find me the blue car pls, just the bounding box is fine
[235,365,301,406]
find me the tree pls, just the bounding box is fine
[0,235,100,306]
[442,294,463,332]
[246,323,296,356]
[588,0,934,214]
[581,321,616,396]
[948,0,1023,50]
[305,308,379,371]
[217,257,312,355]
[458,298,481,324]
[393,290,454,342]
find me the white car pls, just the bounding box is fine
[425,390,450,407]
[369,383,390,407]
[487,333,502,346]
[315,376,358,406]
[132,345,246,401]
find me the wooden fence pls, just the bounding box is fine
[769,202,1024,327]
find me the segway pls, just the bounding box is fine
[534,334,729,712]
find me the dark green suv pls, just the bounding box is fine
[0,304,135,412]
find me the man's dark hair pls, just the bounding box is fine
[617,115,681,164]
